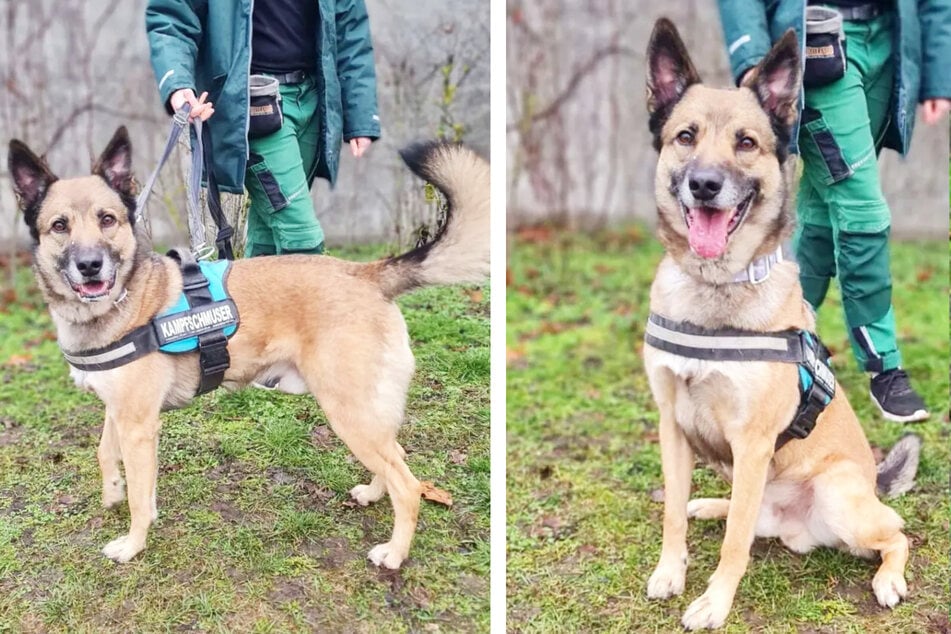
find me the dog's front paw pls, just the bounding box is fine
[872,569,907,608]
[101,534,145,563]
[681,589,732,630]
[350,483,385,506]
[647,560,687,600]
[368,542,406,569]
[102,479,126,508]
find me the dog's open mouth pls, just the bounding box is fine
[682,193,754,259]
[66,274,116,301]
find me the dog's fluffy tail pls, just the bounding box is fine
[375,141,489,299]
[876,434,922,498]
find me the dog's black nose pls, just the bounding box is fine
[76,253,103,277]
[688,169,724,202]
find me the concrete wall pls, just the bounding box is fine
[507,0,949,238]
[0,0,489,250]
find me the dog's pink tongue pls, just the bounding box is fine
[79,281,107,297]
[688,207,731,259]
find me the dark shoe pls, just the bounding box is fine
[869,369,929,423]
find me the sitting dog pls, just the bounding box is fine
[641,18,919,630]
[7,127,488,568]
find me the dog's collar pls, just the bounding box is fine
[730,244,791,285]
[644,312,835,450]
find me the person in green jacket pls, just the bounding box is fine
[145,0,382,257]
[717,0,951,422]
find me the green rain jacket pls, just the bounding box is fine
[146,0,382,192]
[717,0,951,155]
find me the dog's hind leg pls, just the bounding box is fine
[812,465,908,608]
[322,405,420,569]
[647,371,694,601]
[98,412,125,508]
[350,443,406,506]
[101,406,160,563]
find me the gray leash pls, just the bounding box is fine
[135,103,215,260]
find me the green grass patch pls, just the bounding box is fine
[0,244,489,633]
[506,225,948,632]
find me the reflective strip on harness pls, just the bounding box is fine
[645,313,805,362]
[645,312,835,449]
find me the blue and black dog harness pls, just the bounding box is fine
[645,312,835,450]
[61,250,239,395]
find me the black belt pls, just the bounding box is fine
[814,3,886,21]
[260,70,309,85]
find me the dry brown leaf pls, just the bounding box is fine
[4,353,32,367]
[506,345,526,364]
[420,481,453,507]
[465,288,484,303]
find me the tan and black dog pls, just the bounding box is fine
[8,128,488,568]
[642,19,920,630]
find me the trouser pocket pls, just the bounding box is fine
[800,107,853,185]
[247,152,289,213]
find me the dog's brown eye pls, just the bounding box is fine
[51,219,68,233]
[100,214,117,228]
[676,130,695,146]
[738,137,757,151]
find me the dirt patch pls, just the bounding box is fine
[310,425,337,451]
[314,536,360,569]
[210,498,244,524]
[53,422,102,450]
[0,484,29,515]
[270,578,309,604]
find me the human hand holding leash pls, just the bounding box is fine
[350,137,371,157]
[920,98,951,125]
[170,89,215,122]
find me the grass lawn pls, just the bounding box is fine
[0,244,489,633]
[506,225,949,633]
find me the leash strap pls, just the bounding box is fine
[644,313,835,449]
[195,123,235,260]
[135,104,191,224]
[135,104,234,261]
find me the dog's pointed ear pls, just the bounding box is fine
[8,139,58,239]
[646,18,701,118]
[93,126,134,196]
[741,29,801,127]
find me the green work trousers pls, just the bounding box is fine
[794,12,898,373]
[245,76,325,257]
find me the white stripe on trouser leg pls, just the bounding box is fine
[858,325,882,363]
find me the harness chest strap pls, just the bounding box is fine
[644,313,835,450]
[60,251,239,396]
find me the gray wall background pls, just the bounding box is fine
[507,0,949,238]
[0,0,489,250]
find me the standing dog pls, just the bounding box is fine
[642,19,919,630]
[8,128,488,568]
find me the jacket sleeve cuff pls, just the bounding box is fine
[343,127,381,142]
